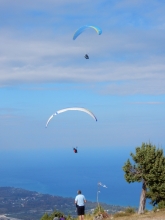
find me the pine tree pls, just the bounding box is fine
[146,148,165,207]
[123,142,165,214]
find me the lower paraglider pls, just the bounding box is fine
[45,107,97,128]
[73,147,78,153]
[84,54,89,59]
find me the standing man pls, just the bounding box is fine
[75,190,86,220]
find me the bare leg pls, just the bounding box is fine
[78,215,84,220]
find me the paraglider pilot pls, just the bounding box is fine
[73,147,78,153]
[84,54,89,59]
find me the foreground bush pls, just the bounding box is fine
[153,202,165,212]
[40,210,69,220]
[93,206,105,215]
[124,206,136,214]
[113,207,136,218]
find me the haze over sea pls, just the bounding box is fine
[0,146,152,210]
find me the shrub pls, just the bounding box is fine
[153,201,165,212]
[113,207,135,218]
[113,211,132,218]
[124,206,136,214]
[40,210,66,220]
[93,206,104,215]
[158,201,165,209]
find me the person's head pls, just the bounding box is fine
[77,190,81,194]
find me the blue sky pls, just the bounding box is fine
[0,0,165,151]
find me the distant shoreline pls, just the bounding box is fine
[0,187,125,220]
[0,215,21,220]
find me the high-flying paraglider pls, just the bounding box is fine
[45,107,97,127]
[73,25,102,59]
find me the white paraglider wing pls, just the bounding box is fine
[45,114,56,127]
[45,107,97,127]
[98,182,108,188]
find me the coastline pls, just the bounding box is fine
[0,215,21,220]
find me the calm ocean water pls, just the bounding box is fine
[0,147,152,209]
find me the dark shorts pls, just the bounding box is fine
[77,205,85,215]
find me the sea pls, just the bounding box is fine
[0,146,152,210]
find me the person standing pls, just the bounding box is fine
[75,190,86,220]
[53,214,59,220]
[60,215,65,220]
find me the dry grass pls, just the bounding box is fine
[110,209,165,220]
[83,209,165,220]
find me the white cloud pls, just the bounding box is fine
[0,27,165,95]
[0,1,165,95]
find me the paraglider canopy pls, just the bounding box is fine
[98,182,108,188]
[45,107,97,127]
[73,25,102,40]
[73,25,102,59]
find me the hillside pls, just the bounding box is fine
[0,187,125,220]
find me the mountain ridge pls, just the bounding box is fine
[0,187,125,220]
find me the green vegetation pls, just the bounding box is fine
[113,207,135,218]
[93,205,105,215]
[40,206,106,220]
[124,206,136,214]
[123,142,165,214]
[41,210,70,220]
[40,207,165,220]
